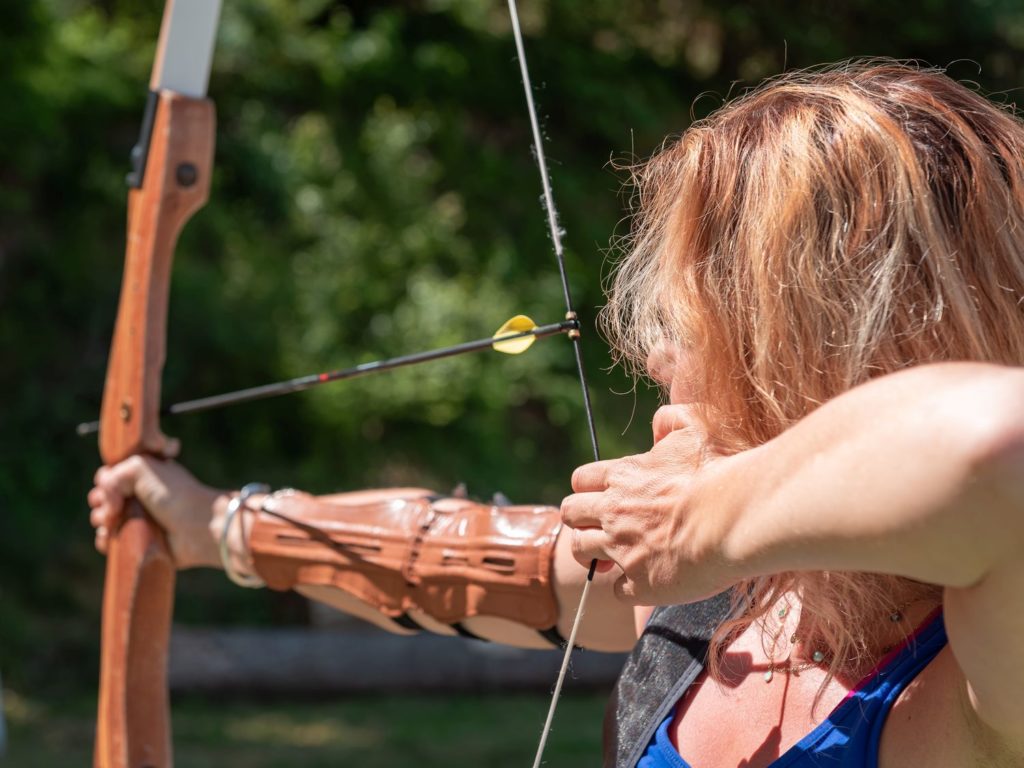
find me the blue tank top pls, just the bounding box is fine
[637,609,947,768]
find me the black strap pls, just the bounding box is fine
[398,615,562,649]
[450,622,488,641]
[392,614,488,641]
[602,591,736,768]
[391,613,425,632]
[538,625,569,649]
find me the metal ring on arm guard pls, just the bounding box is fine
[220,482,271,588]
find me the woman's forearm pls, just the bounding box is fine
[719,363,1024,587]
[218,490,636,652]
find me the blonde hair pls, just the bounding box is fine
[603,61,1024,677]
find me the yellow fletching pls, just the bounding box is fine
[492,315,538,355]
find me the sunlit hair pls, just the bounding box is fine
[602,60,1024,681]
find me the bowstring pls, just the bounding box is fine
[505,2,601,765]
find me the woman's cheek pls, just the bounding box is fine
[668,350,700,405]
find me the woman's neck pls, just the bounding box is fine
[760,586,942,680]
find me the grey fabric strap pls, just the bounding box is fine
[602,591,735,768]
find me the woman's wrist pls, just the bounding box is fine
[155,485,225,570]
[704,444,771,582]
[204,493,232,570]
[207,489,268,577]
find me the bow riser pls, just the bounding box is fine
[99,94,215,464]
[95,91,215,768]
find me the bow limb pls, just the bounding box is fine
[95,2,220,766]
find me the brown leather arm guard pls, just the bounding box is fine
[248,490,562,633]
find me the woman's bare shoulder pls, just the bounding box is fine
[883,642,1024,768]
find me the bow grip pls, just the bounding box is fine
[95,92,215,768]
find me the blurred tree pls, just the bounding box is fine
[2,0,1024,690]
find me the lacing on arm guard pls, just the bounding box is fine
[248,490,563,635]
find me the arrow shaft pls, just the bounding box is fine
[172,319,573,414]
[78,320,576,434]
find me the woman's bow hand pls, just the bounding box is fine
[88,456,225,570]
[561,404,741,605]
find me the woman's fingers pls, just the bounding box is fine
[87,486,104,509]
[562,491,619,574]
[652,403,702,444]
[94,525,109,554]
[96,456,148,498]
[613,573,642,603]
[89,477,125,538]
[89,483,112,554]
[569,529,625,592]
[88,456,224,570]
[565,459,641,571]
[570,460,617,493]
[570,526,615,567]
[88,484,122,510]
[89,504,107,528]
[560,490,606,530]
[89,458,155,555]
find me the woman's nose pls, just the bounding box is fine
[646,342,677,387]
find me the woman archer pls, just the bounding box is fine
[90,61,1024,767]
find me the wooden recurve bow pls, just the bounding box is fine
[90,3,597,767]
[94,2,221,766]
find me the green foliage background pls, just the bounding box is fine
[2,0,1024,692]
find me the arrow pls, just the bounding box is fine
[77,315,576,435]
